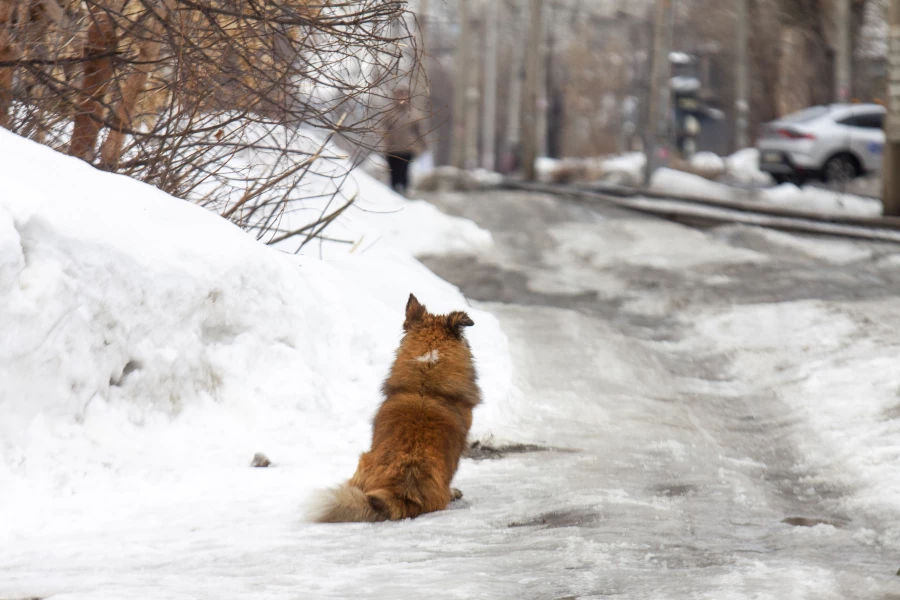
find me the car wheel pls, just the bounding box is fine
[823,154,860,184]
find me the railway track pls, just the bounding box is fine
[502,179,900,245]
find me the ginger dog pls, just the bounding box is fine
[311,294,480,522]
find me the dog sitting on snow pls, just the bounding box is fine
[311,294,480,522]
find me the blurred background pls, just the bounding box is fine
[1,0,895,225]
[409,0,890,185]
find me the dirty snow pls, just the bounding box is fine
[689,299,900,550]
[546,219,765,271]
[714,225,875,265]
[650,167,884,217]
[725,148,775,185]
[689,151,726,173]
[760,183,882,217]
[651,167,741,200]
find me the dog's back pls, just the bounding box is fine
[310,294,480,523]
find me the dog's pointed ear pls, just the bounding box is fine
[447,311,475,336]
[404,294,426,331]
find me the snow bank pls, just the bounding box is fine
[191,124,494,258]
[535,157,561,183]
[759,184,882,218]
[725,148,774,186]
[600,152,646,185]
[650,167,884,218]
[286,159,494,258]
[690,151,726,173]
[0,129,514,543]
[651,167,741,200]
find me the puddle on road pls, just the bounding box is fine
[465,440,575,461]
[508,507,603,529]
[781,516,846,528]
[651,483,700,497]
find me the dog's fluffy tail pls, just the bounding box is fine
[307,482,386,523]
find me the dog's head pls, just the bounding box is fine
[386,294,480,404]
[403,293,474,341]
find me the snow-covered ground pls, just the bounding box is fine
[419,190,900,598]
[0,129,516,597]
[186,123,494,258]
[3,130,900,598]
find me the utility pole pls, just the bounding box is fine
[451,0,470,169]
[735,0,750,150]
[883,0,900,216]
[481,0,499,171]
[643,0,674,187]
[465,56,481,169]
[522,0,544,181]
[539,3,554,159]
[503,4,524,174]
[835,0,852,103]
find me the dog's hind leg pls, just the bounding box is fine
[451,488,463,501]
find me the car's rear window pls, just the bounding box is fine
[780,106,830,123]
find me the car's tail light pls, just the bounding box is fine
[775,128,816,141]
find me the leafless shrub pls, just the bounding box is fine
[0,0,421,248]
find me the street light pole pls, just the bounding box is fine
[883,0,900,216]
[451,0,470,170]
[643,0,674,187]
[522,0,544,181]
[481,0,499,171]
[735,0,750,150]
[835,0,852,103]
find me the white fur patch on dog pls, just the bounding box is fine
[415,349,440,364]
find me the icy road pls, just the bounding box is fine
[5,189,900,599]
[419,190,900,599]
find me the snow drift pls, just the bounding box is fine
[191,123,494,258]
[0,128,514,544]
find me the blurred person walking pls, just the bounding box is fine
[383,87,425,195]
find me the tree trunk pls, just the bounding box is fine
[521,0,543,181]
[776,26,811,115]
[69,6,116,162]
[99,5,168,169]
[0,0,21,129]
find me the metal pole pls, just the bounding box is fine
[522,0,544,181]
[481,0,499,171]
[451,0,470,170]
[644,0,674,187]
[883,0,900,216]
[735,0,750,150]
[465,59,480,169]
[504,4,524,173]
[835,0,852,103]
[537,3,552,158]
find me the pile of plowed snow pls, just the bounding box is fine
[0,129,514,541]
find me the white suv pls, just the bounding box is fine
[757,104,885,184]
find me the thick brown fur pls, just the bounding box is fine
[310,294,480,523]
